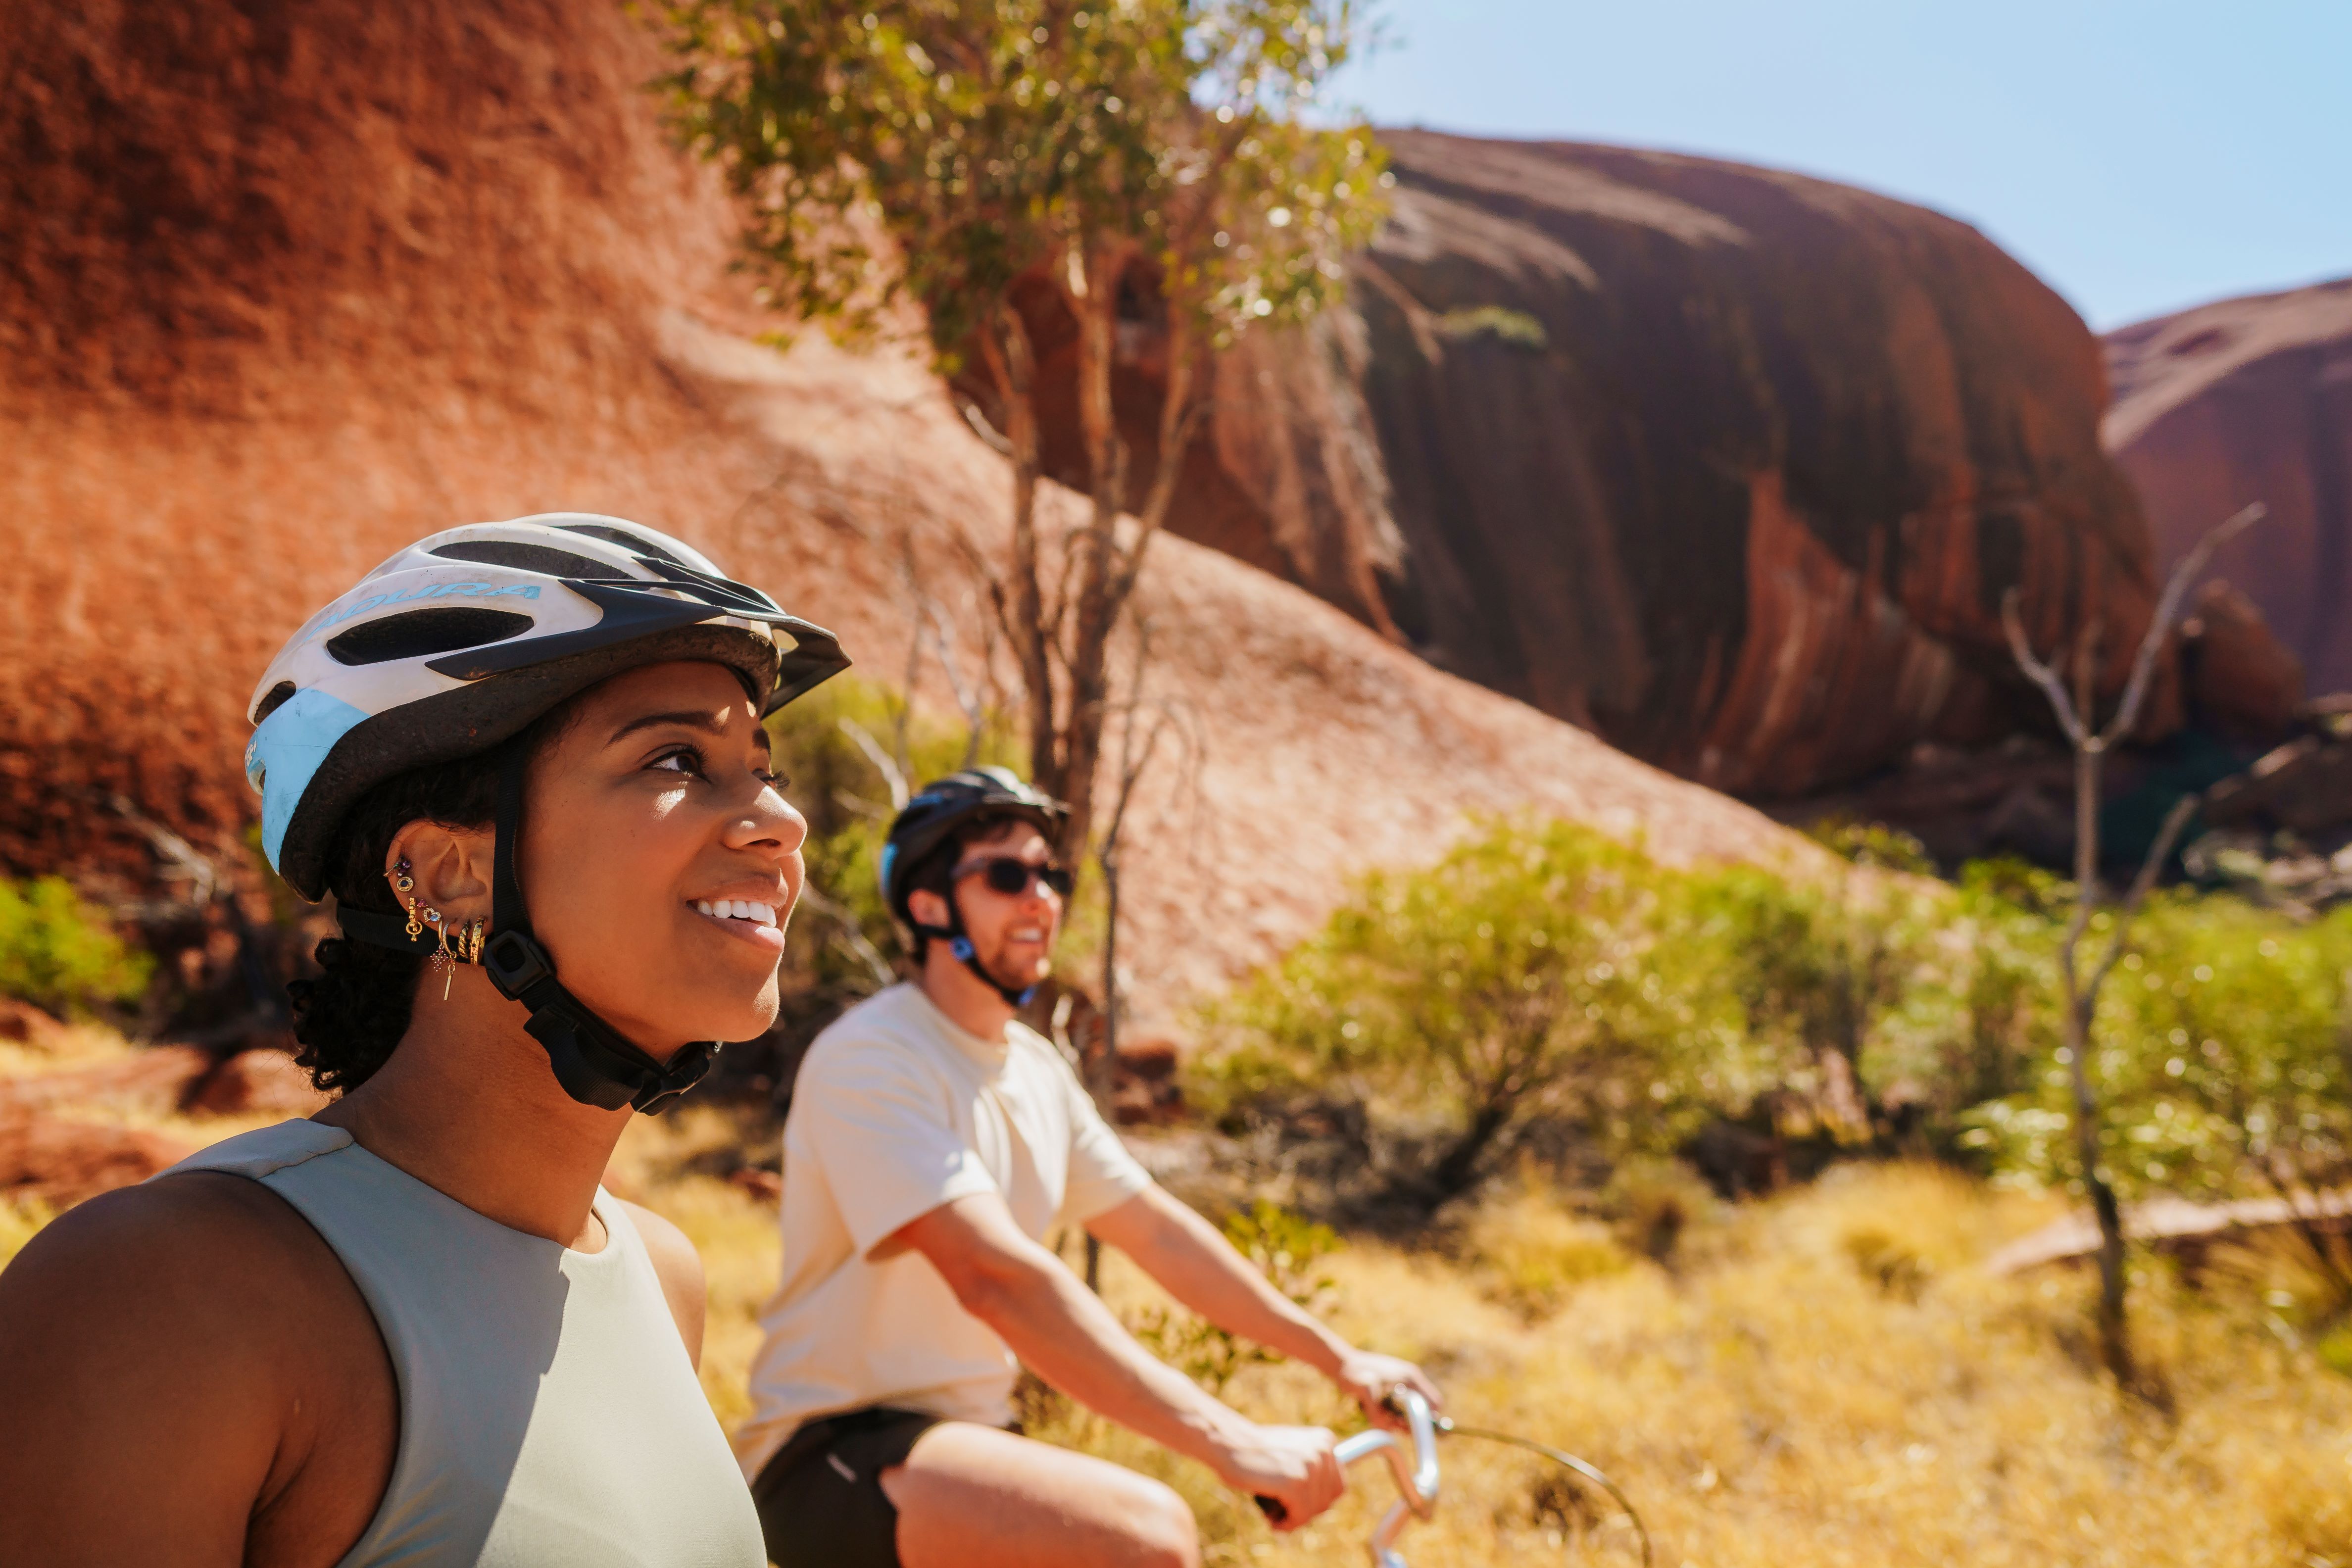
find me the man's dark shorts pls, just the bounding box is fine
[751,1407,948,1568]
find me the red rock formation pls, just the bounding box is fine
[1005,133,2187,796]
[0,1110,196,1209]
[0,0,1813,1015]
[0,1001,67,1049]
[0,1045,215,1117]
[186,1049,333,1117]
[2105,277,2352,696]
[2179,581,2306,742]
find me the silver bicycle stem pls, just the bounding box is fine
[1330,1388,1441,1568]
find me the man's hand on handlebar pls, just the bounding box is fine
[1215,1422,1345,1531]
[1332,1348,1443,1431]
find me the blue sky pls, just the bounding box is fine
[1334,0,2352,330]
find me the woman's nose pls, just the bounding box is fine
[732,783,809,857]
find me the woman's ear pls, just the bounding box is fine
[385,820,496,921]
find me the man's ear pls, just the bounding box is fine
[385,819,495,920]
[905,887,949,931]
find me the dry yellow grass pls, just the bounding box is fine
[7,1035,2349,1567]
[619,1107,2352,1568]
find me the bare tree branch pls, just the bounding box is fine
[107,793,223,907]
[2100,502,2266,746]
[795,878,897,989]
[2085,793,2200,999]
[2000,588,2088,746]
[837,717,911,811]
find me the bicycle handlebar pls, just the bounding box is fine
[1254,1388,1440,1567]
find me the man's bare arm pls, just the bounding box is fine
[889,1192,1344,1526]
[1085,1186,1440,1422]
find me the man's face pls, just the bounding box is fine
[923,820,1064,989]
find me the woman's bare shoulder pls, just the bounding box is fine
[0,1171,367,1389]
[0,1172,392,1562]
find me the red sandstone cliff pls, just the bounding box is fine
[2104,277,2352,697]
[0,0,1812,1012]
[1006,132,2202,798]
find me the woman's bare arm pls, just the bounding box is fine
[0,1174,393,1568]
[619,1199,708,1370]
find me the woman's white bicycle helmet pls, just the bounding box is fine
[247,512,851,1112]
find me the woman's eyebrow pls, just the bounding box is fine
[607,709,730,744]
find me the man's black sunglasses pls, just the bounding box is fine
[953,856,1075,898]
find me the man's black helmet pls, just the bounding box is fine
[879,767,1068,932]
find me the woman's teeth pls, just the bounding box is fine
[695,898,779,928]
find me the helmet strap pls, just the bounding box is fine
[913,894,1036,1012]
[476,746,715,1114]
[335,748,716,1114]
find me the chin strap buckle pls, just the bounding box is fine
[926,926,1034,1011]
[482,928,554,999]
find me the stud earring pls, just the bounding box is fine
[395,858,424,939]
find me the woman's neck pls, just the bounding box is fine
[313,976,632,1250]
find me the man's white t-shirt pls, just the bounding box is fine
[734,982,1153,1480]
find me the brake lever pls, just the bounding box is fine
[1253,1388,1440,1560]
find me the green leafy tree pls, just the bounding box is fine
[656,0,1388,865]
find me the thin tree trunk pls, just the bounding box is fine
[1428,1098,1515,1201]
[2060,647,2136,1387]
[2004,504,2264,1399]
[979,304,1056,793]
[1051,245,1131,866]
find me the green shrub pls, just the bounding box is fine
[1204,808,2352,1225]
[1963,895,2352,1205]
[0,877,151,1017]
[1205,819,1780,1197]
[1130,1200,1339,1394]
[1677,856,1951,1142]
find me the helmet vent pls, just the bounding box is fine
[432,540,615,579]
[254,681,299,723]
[327,607,537,666]
[554,523,689,566]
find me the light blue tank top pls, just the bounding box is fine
[161,1120,766,1568]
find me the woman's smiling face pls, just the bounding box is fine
[518,660,807,1056]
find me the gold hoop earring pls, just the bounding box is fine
[466,919,487,964]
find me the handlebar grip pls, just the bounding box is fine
[1255,1495,1287,1524]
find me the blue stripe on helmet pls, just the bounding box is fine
[245,688,371,874]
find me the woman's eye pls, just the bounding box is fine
[653,748,704,777]
[759,769,791,790]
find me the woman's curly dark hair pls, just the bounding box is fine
[287,708,573,1094]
